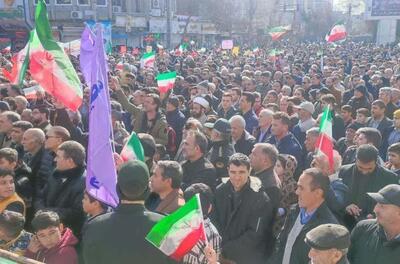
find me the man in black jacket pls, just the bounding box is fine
[181,131,217,191]
[250,143,282,211]
[21,128,53,199]
[217,92,237,120]
[367,100,393,153]
[213,153,274,264]
[348,184,400,264]
[230,115,256,156]
[270,168,338,264]
[340,144,399,229]
[83,160,175,264]
[35,141,86,237]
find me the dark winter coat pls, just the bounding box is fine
[213,177,274,264]
[349,219,400,264]
[270,202,339,264]
[82,204,175,264]
[34,166,86,237]
[181,156,217,191]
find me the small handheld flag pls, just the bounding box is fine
[146,194,207,261]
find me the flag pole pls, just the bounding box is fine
[195,193,208,245]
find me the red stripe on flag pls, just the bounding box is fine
[2,68,13,83]
[30,50,82,111]
[315,133,334,172]
[169,223,206,261]
[327,32,347,42]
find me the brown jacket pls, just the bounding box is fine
[156,189,185,214]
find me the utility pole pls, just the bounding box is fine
[166,0,171,49]
[348,3,352,35]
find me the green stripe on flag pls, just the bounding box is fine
[156,71,176,81]
[319,107,332,131]
[142,52,155,59]
[36,0,82,85]
[146,195,200,247]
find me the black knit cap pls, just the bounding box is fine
[116,160,150,201]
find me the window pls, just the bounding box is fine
[34,0,50,4]
[78,0,90,5]
[112,0,126,11]
[96,0,107,6]
[55,0,72,4]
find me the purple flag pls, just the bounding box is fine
[80,26,95,86]
[85,24,119,207]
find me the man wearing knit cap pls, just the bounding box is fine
[207,118,235,180]
[305,224,350,264]
[191,96,209,124]
[83,160,174,264]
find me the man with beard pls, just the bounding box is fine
[111,78,168,145]
[339,145,399,229]
[191,96,209,124]
[31,106,52,133]
[207,118,235,180]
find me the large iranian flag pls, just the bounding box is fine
[157,71,176,94]
[268,25,291,41]
[120,132,145,162]
[325,23,347,43]
[315,107,334,172]
[140,52,155,68]
[146,194,206,260]
[29,0,83,111]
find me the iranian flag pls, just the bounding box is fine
[120,132,145,162]
[325,23,347,43]
[23,85,44,100]
[146,194,206,261]
[175,43,188,56]
[140,52,155,68]
[268,25,291,41]
[2,43,30,86]
[157,71,176,94]
[315,107,334,172]
[115,61,123,71]
[29,0,82,111]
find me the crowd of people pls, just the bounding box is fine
[0,41,399,264]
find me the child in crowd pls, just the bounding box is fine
[0,168,25,215]
[183,183,221,264]
[25,210,78,264]
[354,108,369,126]
[0,210,32,256]
[386,142,400,176]
[82,190,108,219]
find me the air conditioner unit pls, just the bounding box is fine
[113,6,122,13]
[71,11,83,19]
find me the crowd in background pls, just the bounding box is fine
[0,41,399,264]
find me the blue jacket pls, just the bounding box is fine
[266,133,303,174]
[166,109,186,145]
[242,110,259,134]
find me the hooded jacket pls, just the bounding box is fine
[25,228,78,264]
